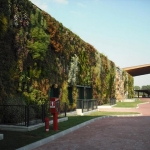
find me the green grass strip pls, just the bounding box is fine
[114,100,144,108]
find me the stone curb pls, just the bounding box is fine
[16,113,142,150]
[0,117,68,132]
[110,113,142,117]
[98,104,116,108]
[136,101,149,108]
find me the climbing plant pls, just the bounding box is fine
[92,52,101,103]
[0,0,134,107]
[68,54,79,85]
[128,74,134,98]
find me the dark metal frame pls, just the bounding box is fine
[77,99,97,113]
[110,98,116,105]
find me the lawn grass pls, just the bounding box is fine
[114,100,144,108]
[88,111,140,116]
[0,111,140,150]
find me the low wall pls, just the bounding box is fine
[0,117,68,132]
[76,109,98,116]
[121,99,135,102]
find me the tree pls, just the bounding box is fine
[134,86,140,90]
[141,85,150,90]
[147,85,150,90]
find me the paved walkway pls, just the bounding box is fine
[33,98,150,150]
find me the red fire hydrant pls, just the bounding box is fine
[45,117,49,132]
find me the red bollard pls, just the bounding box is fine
[53,113,58,131]
[50,97,60,131]
[45,117,49,132]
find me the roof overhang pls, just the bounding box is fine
[134,90,150,95]
[123,64,150,76]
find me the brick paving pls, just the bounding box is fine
[34,98,150,150]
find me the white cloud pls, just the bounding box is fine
[77,3,86,7]
[70,11,81,16]
[30,0,48,11]
[53,0,68,4]
[39,3,48,11]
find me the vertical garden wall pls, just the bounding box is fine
[0,0,134,107]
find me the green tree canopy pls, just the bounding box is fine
[134,86,140,90]
[141,85,150,90]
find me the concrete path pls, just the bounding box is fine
[31,98,150,150]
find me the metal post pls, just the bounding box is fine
[42,104,45,123]
[96,100,97,109]
[82,99,83,113]
[83,86,86,113]
[64,102,67,117]
[87,100,89,111]
[27,106,29,127]
[25,106,27,126]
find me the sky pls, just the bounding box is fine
[30,0,150,87]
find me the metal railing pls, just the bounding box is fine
[0,103,67,127]
[110,98,116,105]
[0,105,45,127]
[59,102,67,117]
[77,99,97,113]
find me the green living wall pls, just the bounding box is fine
[0,0,134,107]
